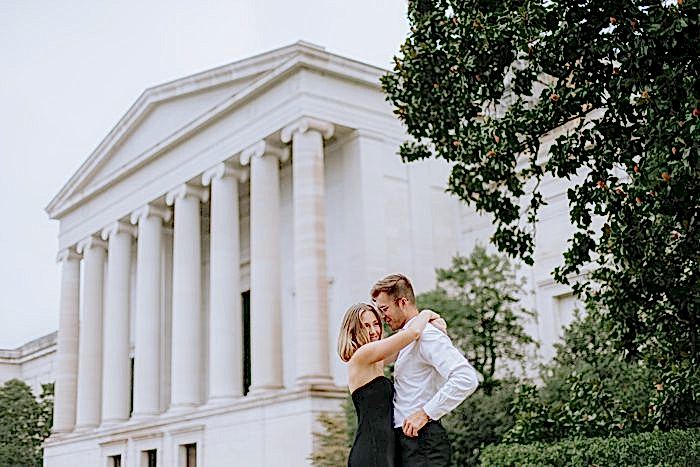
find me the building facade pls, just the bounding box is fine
[0,332,56,396]
[41,42,579,466]
[42,42,468,466]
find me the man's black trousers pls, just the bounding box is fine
[395,421,451,467]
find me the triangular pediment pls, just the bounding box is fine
[85,77,260,190]
[47,41,385,218]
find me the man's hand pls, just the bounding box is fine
[402,409,430,437]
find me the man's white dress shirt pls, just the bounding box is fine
[393,318,479,427]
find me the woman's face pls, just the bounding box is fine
[359,310,382,343]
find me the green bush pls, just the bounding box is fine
[309,395,355,466]
[0,379,53,467]
[481,428,700,467]
[505,312,657,444]
[443,382,517,467]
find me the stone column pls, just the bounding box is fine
[202,162,248,402]
[240,140,288,393]
[130,205,171,418]
[74,235,107,430]
[52,247,81,434]
[166,184,209,409]
[99,221,135,425]
[281,117,335,387]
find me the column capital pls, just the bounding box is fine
[130,204,172,225]
[240,140,289,166]
[202,161,249,186]
[56,247,81,263]
[76,236,108,254]
[280,117,335,143]
[165,183,209,206]
[101,221,137,241]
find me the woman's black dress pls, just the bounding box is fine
[348,376,396,467]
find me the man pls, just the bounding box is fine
[371,274,479,466]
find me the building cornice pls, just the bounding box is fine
[0,331,58,364]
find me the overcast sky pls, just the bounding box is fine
[0,0,409,348]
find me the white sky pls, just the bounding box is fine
[0,0,409,348]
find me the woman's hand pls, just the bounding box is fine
[431,317,448,335]
[419,308,440,321]
[421,309,448,335]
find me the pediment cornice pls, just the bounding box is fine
[46,41,387,219]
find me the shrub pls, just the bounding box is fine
[505,312,657,444]
[309,395,355,466]
[481,428,700,467]
[442,382,517,467]
[0,380,54,467]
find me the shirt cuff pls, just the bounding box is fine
[422,401,443,421]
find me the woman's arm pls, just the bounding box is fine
[352,310,439,366]
[383,312,447,364]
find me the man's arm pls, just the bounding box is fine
[402,326,479,437]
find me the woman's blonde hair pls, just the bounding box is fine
[337,303,383,362]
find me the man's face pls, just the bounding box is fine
[374,292,407,331]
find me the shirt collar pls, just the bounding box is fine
[402,315,419,330]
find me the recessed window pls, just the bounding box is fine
[555,293,579,337]
[242,291,251,395]
[130,356,135,415]
[108,454,122,467]
[142,449,157,467]
[181,443,196,467]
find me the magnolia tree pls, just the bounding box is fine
[383,0,699,429]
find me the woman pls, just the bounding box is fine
[338,303,443,467]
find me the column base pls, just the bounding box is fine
[164,403,200,416]
[49,428,74,438]
[130,410,161,422]
[247,384,284,396]
[202,395,243,407]
[73,423,99,432]
[295,375,336,390]
[50,426,75,435]
[99,417,129,428]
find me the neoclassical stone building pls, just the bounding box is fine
[43,42,579,466]
[43,42,467,466]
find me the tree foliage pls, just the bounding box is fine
[383,0,700,428]
[416,248,535,465]
[0,379,54,467]
[417,245,536,394]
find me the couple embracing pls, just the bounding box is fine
[338,274,479,467]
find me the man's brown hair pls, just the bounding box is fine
[370,274,416,304]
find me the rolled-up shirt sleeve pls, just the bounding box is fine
[419,327,479,421]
